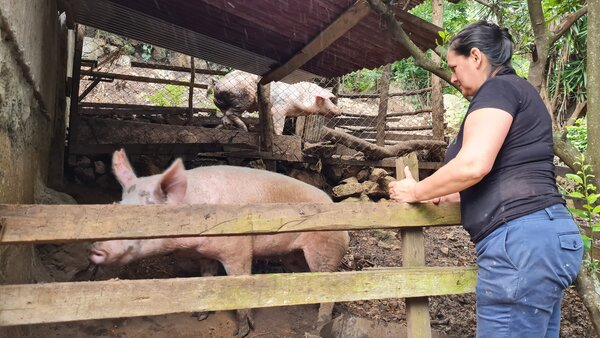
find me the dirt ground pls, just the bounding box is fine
[28,179,598,337]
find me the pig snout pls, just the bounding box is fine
[89,247,109,265]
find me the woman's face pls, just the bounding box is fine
[447,49,486,98]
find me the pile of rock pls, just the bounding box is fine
[331,167,395,202]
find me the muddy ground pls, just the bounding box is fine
[26,180,598,338]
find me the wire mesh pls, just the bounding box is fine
[75,28,443,163]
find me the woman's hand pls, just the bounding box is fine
[388,167,419,203]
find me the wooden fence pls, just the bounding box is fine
[0,157,473,337]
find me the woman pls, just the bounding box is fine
[389,21,584,337]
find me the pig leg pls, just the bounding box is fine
[302,238,347,327]
[192,258,221,321]
[221,257,255,338]
[271,106,286,135]
[229,114,248,131]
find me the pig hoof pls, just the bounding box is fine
[234,323,250,338]
[234,317,253,337]
[191,311,210,321]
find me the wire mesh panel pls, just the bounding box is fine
[72,28,443,164]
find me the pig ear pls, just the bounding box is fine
[315,95,326,107]
[112,149,137,190]
[159,159,187,204]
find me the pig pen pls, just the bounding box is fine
[23,154,597,338]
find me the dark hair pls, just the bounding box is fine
[449,21,514,68]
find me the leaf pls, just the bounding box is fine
[581,235,592,250]
[593,205,600,214]
[566,174,583,184]
[587,193,600,205]
[568,191,585,198]
[570,208,588,219]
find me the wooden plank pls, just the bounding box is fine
[0,267,477,326]
[396,153,431,338]
[80,70,209,89]
[78,106,219,116]
[338,87,432,99]
[377,64,391,146]
[260,0,371,84]
[130,61,228,76]
[0,202,461,244]
[258,83,276,171]
[70,116,257,146]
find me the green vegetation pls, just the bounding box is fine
[566,154,600,272]
[146,84,188,107]
[566,118,588,152]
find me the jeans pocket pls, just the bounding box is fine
[558,232,584,251]
[557,231,584,287]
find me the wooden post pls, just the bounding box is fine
[258,83,276,171]
[187,56,195,124]
[67,24,85,150]
[431,0,444,141]
[396,153,431,338]
[377,64,391,146]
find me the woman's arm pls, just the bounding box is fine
[389,107,513,202]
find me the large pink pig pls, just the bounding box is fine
[213,70,341,135]
[89,149,349,337]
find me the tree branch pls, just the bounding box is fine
[367,0,456,90]
[549,5,588,46]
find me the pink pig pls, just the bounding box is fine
[89,149,349,337]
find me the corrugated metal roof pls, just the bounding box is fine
[68,0,441,82]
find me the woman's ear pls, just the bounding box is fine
[470,48,485,68]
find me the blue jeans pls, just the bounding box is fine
[474,204,584,338]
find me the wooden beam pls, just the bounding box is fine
[260,0,371,84]
[130,61,228,76]
[0,267,476,326]
[376,64,391,146]
[80,70,208,89]
[338,88,432,99]
[397,153,431,338]
[0,203,461,244]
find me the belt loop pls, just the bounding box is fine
[545,207,555,220]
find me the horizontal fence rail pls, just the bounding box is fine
[0,203,461,244]
[0,267,476,326]
[0,202,470,328]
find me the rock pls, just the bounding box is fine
[440,247,450,256]
[94,160,106,175]
[76,156,91,168]
[355,168,370,182]
[362,180,383,198]
[332,181,363,199]
[152,47,167,61]
[107,34,125,47]
[369,168,389,182]
[168,52,191,68]
[82,37,103,61]
[340,176,359,185]
[73,167,95,184]
[320,314,406,338]
[116,55,131,67]
[122,44,135,55]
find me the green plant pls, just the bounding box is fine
[146,84,188,107]
[566,118,587,152]
[141,43,153,61]
[566,154,600,272]
[342,68,380,93]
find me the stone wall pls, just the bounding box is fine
[0,0,67,336]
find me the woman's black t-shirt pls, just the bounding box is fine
[444,67,565,243]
